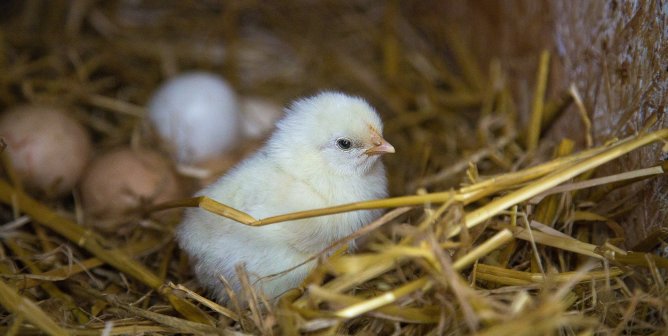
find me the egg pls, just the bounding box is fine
[0,105,92,198]
[239,96,283,139]
[79,147,181,231]
[147,72,240,164]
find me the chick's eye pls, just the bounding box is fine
[336,138,352,151]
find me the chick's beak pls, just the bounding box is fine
[365,129,395,155]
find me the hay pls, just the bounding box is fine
[0,1,667,335]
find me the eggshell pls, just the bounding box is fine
[0,105,92,198]
[239,96,283,139]
[80,147,181,231]
[147,72,240,164]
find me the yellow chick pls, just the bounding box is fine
[176,91,394,303]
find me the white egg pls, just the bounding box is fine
[239,96,283,139]
[147,72,240,164]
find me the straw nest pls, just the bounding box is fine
[0,2,667,335]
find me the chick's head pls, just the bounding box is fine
[268,91,394,177]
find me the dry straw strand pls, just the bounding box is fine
[0,180,213,324]
[0,280,69,336]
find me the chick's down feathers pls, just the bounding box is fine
[176,91,394,302]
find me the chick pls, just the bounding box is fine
[176,91,394,303]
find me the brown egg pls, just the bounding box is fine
[0,105,92,198]
[80,147,181,231]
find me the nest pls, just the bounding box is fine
[1,1,667,335]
